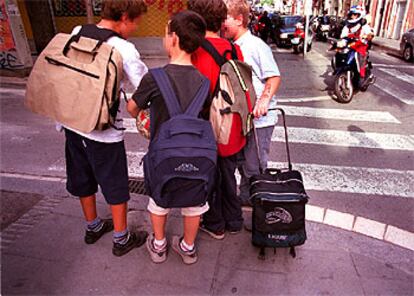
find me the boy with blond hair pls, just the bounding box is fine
[223,0,282,206]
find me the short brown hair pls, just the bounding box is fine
[224,0,250,27]
[188,0,227,33]
[169,11,206,54]
[101,0,147,21]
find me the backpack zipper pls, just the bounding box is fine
[45,56,100,79]
[250,179,304,186]
[250,192,307,201]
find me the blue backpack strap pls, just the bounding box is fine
[184,78,210,117]
[150,68,182,117]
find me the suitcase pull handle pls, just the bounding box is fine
[265,168,281,175]
[251,107,292,173]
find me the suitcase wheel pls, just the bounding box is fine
[258,247,266,260]
[289,246,296,258]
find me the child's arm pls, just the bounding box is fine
[127,99,141,118]
[253,76,281,117]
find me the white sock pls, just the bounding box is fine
[180,239,194,252]
[154,237,166,250]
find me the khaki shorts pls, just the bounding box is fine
[147,198,209,217]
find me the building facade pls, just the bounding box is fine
[289,0,413,40]
[370,0,413,40]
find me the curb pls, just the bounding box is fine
[372,42,401,56]
[1,171,414,252]
[0,76,28,87]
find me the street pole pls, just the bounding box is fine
[303,0,312,57]
[304,14,310,56]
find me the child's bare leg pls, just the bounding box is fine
[80,194,97,221]
[110,202,127,232]
[150,213,167,240]
[183,215,201,245]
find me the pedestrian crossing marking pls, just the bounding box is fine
[272,126,414,151]
[268,161,414,198]
[375,63,414,69]
[277,96,332,103]
[125,152,414,198]
[44,150,414,198]
[373,77,414,105]
[122,118,413,151]
[377,68,414,85]
[278,106,400,123]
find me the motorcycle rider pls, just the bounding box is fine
[316,10,330,40]
[340,5,375,88]
[294,22,305,39]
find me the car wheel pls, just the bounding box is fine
[403,46,413,62]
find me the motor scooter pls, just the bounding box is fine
[330,39,375,103]
[316,19,330,41]
[291,23,312,54]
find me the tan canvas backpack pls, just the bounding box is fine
[25,25,123,133]
[201,39,256,157]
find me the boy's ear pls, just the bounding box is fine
[172,32,179,47]
[120,12,128,22]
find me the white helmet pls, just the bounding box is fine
[295,22,304,29]
[347,5,366,24]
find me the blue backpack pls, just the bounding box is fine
[143,68,217,208]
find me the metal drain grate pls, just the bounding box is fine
[128,178,148,195]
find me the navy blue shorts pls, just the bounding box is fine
[64,129,130,205]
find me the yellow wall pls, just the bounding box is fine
[18,0,188,39]
[52,0,188,37]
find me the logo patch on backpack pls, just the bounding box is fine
[265,207,293,224]
[174,163,200,172]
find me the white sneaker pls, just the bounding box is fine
[146,233,167,264]
[171,236,198,265]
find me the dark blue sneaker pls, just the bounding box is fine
[84,219,114,244]
[112,231,148,257]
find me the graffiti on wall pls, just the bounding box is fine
[144,0,185,15]
[0,0,23,69]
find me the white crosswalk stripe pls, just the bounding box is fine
[373,76,414,105]
[377,68,414,85]
[47,149,414,199]
[123,118,414,151]
[271,126,414,151]
[277,105,401,123]
[117,93,413,198]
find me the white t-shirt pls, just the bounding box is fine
[235,31,281,128]
[61,26,148,143]
[340,23,373,42]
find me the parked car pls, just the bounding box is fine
[400,28,414,62]
[272,15,303,47]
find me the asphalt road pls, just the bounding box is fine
[0,40,413,239]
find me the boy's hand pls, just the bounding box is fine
[253,76,281,118]
[253,98,269,118]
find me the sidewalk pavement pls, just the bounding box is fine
[1,38,413,295]
[1,188,413,295]
[371,36,401,56]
